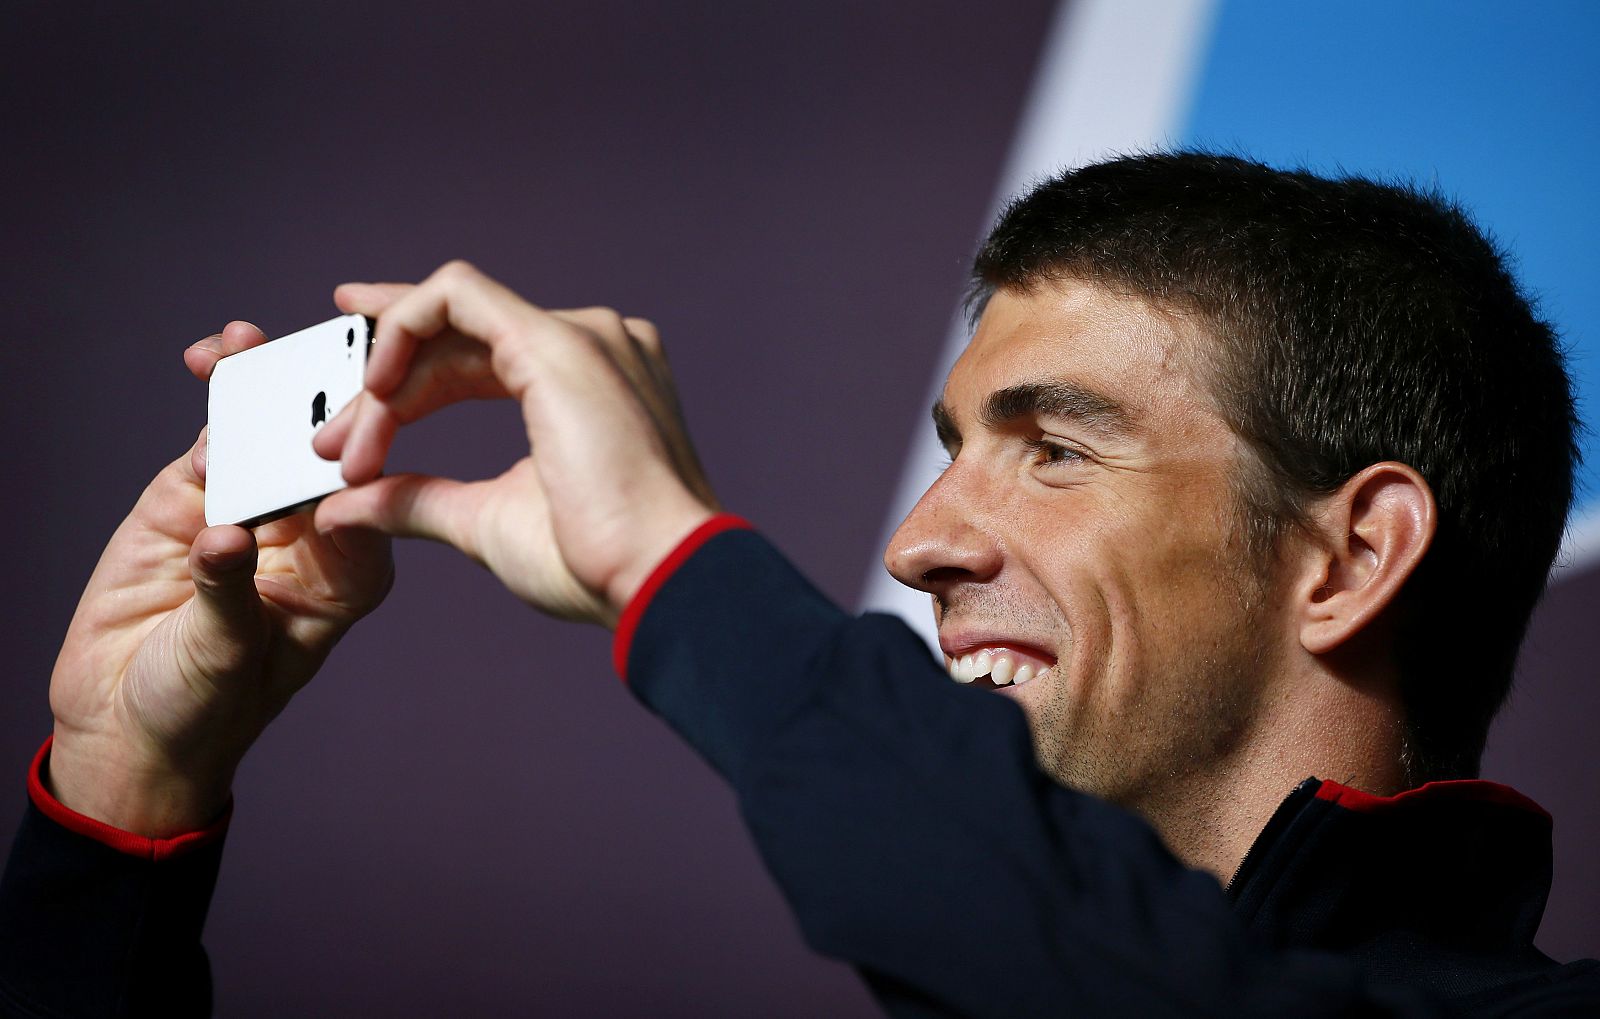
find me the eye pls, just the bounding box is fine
[1022,437,1085,467]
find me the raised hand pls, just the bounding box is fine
[46,322,394,838]
[312,262,717,626]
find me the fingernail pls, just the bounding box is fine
[191,335,224,354]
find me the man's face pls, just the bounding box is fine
[884,280,1290,807]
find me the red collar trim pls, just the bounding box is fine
[1315,777,1551,822]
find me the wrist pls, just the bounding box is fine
[604,502,718,617]
[610,513,754,678]
[45,727,235,840]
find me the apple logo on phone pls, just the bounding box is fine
[311,391,328,427]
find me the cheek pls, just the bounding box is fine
[1010,466,1242,694]
[1027,546,1117,707]
[1055,509,1241,704]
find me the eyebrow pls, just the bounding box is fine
[932,378,1135,450]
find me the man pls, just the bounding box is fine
[3,153,1597,1016]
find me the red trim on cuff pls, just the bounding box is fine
[27,735,232,862]
[1315,777,1551,822]
[612,513,754,681]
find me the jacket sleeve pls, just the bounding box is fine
[618,522,1447,1018]
[0,740,225,1019]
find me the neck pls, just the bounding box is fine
[1129,660,1410,883]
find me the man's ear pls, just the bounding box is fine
[1296,462,1437,656]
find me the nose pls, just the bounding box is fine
[883,466,1003,596]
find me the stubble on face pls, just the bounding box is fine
[1022,522,1277,813]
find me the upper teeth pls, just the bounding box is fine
[947,650,1049,687]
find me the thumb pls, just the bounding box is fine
[180,526,267,676]
[315,473,482,559]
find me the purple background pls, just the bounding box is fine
[1,2,1591,1013]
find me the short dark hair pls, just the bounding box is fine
[969,151,1580,782]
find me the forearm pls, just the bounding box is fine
[0,739,226,1019]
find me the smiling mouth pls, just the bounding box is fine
[944,648,1053,689]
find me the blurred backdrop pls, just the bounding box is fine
[2,2,1595,1014]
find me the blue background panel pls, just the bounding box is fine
[1184,0,1600,518]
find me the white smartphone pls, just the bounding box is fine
[205,313,375,527]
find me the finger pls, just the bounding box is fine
[383,330,505,409]
[553,310,677,404]
[334,281,413,316]
[183,526,266,672]
[621,315,677,392]
[553,310,691,458]
[182,336,224,380]
[189,426,209,483]
[621,316,661,353]
[312,390,365,462]
[612,319,716,509]
[315,474,481,558]
[365,260,537,398]
[550,308,663,418]
[555,307,628,335]
[219,320,272,354]
[184,321,271,382]
[142,428,211,517]
[329,332,509,477]
[618,315,678,402]
[339,392,401,484]
[553,307,643,368]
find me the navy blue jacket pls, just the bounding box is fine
[4,520,1599,1016]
